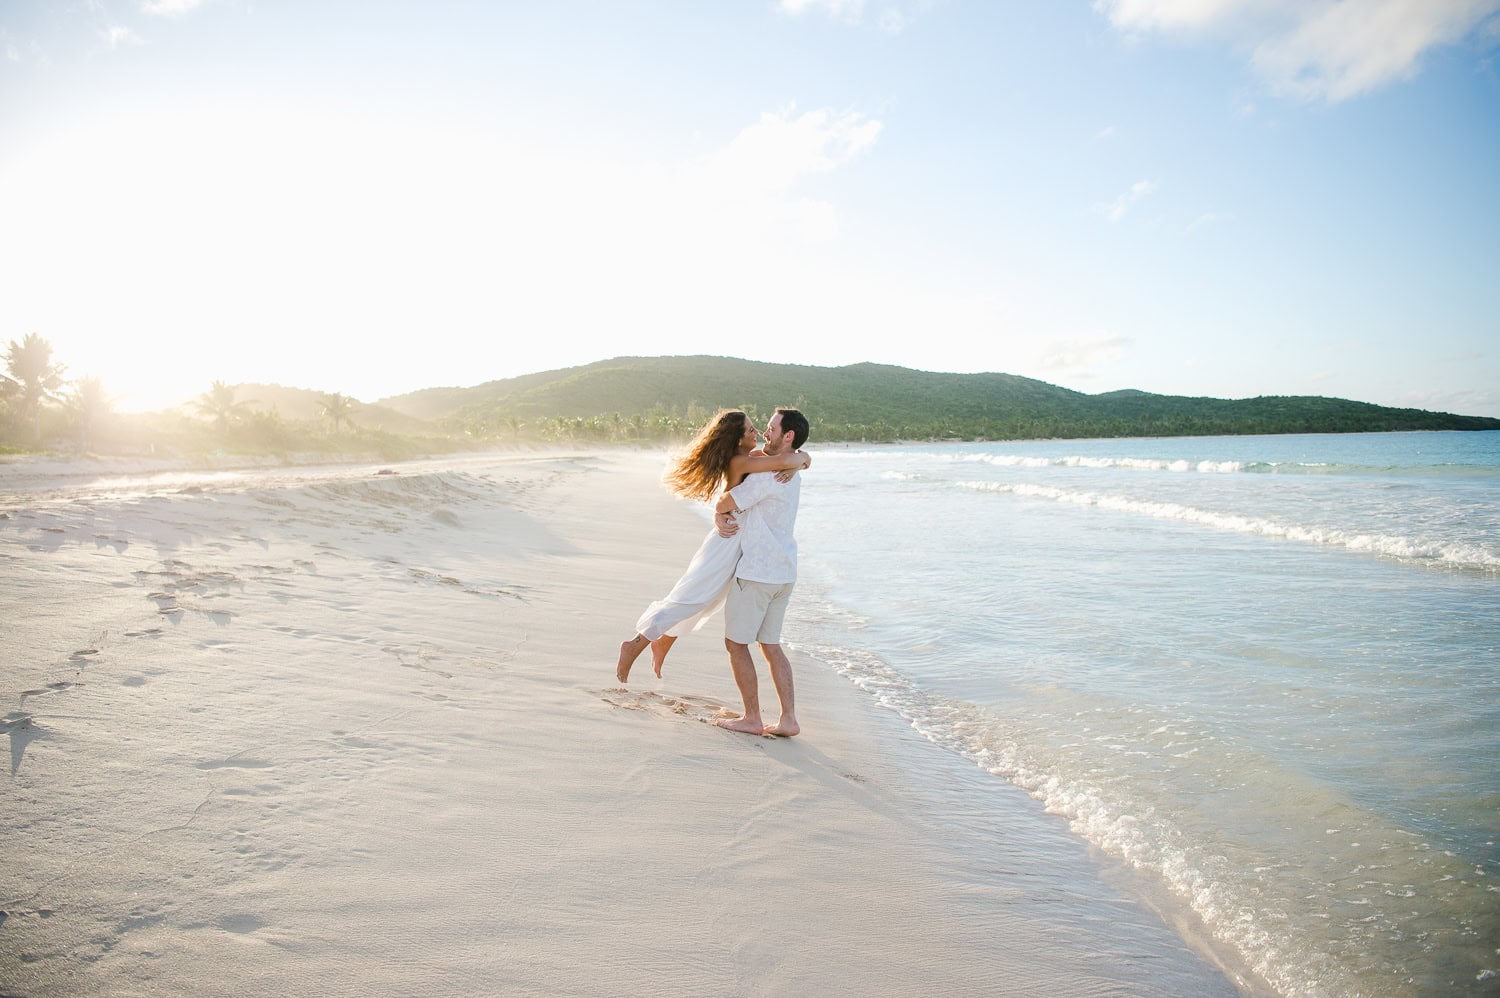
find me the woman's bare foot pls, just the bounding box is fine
[715,715,765,735]
[616,635,649,683]
[764,716,800,737]
[650,635,677,677]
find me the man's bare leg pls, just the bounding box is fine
[759,642,799,736]
[715,639,764,734]
[616,634,649,683]
[650,634,677,678]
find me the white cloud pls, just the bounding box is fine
[1038,335,1132,375]
[1253,0,1500,101]
[1099,178,1159,222]
[1187,210,1231,232]
[1397,386,1496,414]
[780,0,866,19]
[779,0,933,33]
[100,25,143,49]
[702,104,881,193]
[1094,0,1271,35]
[141,0,204,15]
[1094,0,1500,101]
[672,106,881,245]
[6,35,50,68]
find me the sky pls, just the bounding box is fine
[2,1,1498,416]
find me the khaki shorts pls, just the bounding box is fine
[724,579,795,645]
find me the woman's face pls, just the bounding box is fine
[738,416,760,452]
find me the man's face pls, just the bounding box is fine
[763,413,788,455]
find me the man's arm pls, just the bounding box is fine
[714,469,779,537]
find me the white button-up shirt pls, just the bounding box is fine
[727,470,801,585]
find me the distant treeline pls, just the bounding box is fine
[385,356,1500,443]
[7,345,1497,459]
[0,334,448,460]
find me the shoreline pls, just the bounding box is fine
[1,449,1244,995]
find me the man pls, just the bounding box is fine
[711,407,810,737]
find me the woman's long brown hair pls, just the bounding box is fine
[663,409,748,502]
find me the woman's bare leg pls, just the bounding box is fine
[616,634,649,683]
[650,634,677,677]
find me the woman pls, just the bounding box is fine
[615,409,811,683]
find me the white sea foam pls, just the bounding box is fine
[953,453,1246,473]
[795,628,1500,997]
[944,450,1498,477]
[799,641,1360,997]
[957,480,1500,571]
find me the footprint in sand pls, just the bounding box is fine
[597,689,737,725]
[3,711,43,774]
[2,712,35,733]
[384,644,454,680]
[194,758,273,771]
[217,913,267,934]
[19,681,76,699]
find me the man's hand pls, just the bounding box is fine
[715,510,740,538]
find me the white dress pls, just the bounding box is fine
[634,525,741,640]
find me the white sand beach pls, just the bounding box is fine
[1,451,1241,996]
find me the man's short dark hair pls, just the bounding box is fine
[776,407,809,449]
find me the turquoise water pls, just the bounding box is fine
[787,432,1500,996]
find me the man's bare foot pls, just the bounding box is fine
[616,635,648,683]
[650,634,677,678]
[715,715,765,735]
[764,717,800,737]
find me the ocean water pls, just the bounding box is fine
[785,431,1500,997]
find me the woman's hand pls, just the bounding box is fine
[773,450,811,483]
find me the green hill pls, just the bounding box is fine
[213,383,442,436]
[376,355,1500,442]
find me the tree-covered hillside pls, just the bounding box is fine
[378,355,1500,443]
[8,340,1497,459]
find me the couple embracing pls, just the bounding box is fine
[615,407,811,737]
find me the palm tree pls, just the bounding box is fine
[193,381,255,433]
[65,376,114,451]
[318,392,356,432]
[3,333,67,443]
